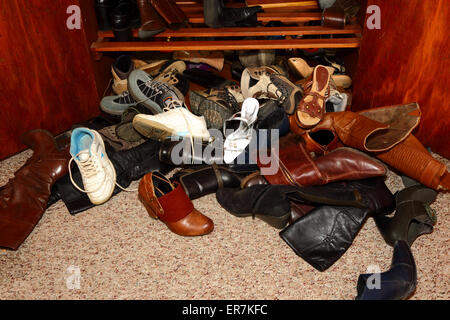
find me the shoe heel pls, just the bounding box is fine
[257,212,290,229]
[138,194,160,220]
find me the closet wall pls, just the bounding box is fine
[0,0,110,160]
[352,0,450,158]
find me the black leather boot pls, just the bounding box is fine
[48,139,173,214]
[203,0,263,28]
[111,0,139,41]
[95,0,119,31]
[173,164,257,200]
[355,240,417,300]
[216,180,370,230]
[279,177,395,271]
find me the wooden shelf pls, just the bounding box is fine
[91,0,362,59]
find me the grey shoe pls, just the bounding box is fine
[128,69,185,114]
[318,0,337,9]
[115,104,151,142]
[100,91,137,116]
[190,84,244,129]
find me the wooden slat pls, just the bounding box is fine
[98,25,362,39]
[91,38,361,52]
[187,12,322,23]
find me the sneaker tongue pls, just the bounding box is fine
[78,152,90,162]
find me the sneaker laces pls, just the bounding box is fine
[69,150,137,195]
[163,98,199,164]
[268,75,288,105]
[114,90,136,104]
[136,78,181,108]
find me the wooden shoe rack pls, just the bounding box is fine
[91,0,363,60]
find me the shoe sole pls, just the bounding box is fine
[133,116,176,141]
[227,210,291,229]
[100,100,134,116]
[192,94,233,130]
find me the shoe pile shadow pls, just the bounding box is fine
[1,47,448,300]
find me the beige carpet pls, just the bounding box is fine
[0,148,449,300]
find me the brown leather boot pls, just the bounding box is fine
[137,0,166,39]
[149,0,187,30]
[138,171,214,236]
[0,130,71,250]
[377,135,449,191]
[258,133,386,187]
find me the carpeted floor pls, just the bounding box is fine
[0,148,449,300]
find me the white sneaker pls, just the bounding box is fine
[69,128,116,205]
[223,97,260,164]
[132,101,211,142]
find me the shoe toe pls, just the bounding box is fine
[166,209,214,236]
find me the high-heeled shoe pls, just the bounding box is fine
[138,171,214,236]
[355,240,417,300]
[223,98,260,164]
[374,185,437,247]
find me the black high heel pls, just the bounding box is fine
[374,185,437,247]
[355,240,417,300]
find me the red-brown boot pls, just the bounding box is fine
[0,130,71,250]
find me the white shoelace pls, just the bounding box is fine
[164,99,197,162]
[69,150,137,195]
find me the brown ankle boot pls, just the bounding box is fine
[137,0,166,39]
[0,130,71,250]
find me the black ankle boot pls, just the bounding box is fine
[355,240,417,300]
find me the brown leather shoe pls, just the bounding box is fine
[0,130,71,250]
[296,65,331,128]
[258,133,386,187]
[138,171,214,236]
[137,0,166,39]
[149,0,187,30]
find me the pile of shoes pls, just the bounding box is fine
[1,1,449,300]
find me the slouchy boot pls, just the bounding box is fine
[354,103,448,190]
[49,139,173,215]
[292,102,449,190]
[279,177,395,271]
[355,240,417,300]
[0,130,71,250]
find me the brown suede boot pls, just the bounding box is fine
[137,0,166,39]
[0,130,71,250]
